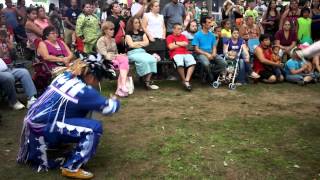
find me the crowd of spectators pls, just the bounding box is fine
[0,0,320,110]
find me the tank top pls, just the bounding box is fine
[253,45,273,73]
[127,31,145,51]
[26,21,41,50]
[40,39,69,70]
[144,12,164,39]
[34,18,50,30]
[264,13,278,34]
[297,17,312,42]
[227,38,244,52]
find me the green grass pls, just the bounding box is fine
[0,82,320,179]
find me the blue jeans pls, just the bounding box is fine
[237,59,253,83]
[286,73,317,83]
[285,74,304,83]
[196,54,227,81]
[0,68,37,105]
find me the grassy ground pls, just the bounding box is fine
[0,81,320,179]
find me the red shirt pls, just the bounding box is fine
[166,34,190,59]
[253,45,273,74]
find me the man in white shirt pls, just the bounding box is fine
[131,0,147,18]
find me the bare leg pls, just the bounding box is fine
[313,56,320,72]
[119,69,129,92]
[177,67,186,82]
[185,65,195,82]
[144,73,152,82]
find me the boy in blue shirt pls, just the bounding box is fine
[192,16,226,83]
[285,48,313,85]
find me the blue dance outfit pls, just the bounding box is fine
[17,72,120,172]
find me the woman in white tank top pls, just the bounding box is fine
[142,0,166,42]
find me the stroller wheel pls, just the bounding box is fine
[212,81,220,88]
[229,83,236,90]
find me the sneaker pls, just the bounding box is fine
[27,96,37,109]
[145,81,159,90]
[11,101,25,110]
[249,71,260,79]
[61,168,94,179]
[183,81,192,91]
[148,84,159,90]
[235,82,244,86]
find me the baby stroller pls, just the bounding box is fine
[212,46,243,90]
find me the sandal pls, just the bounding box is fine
[184,81,192,91]
[115,89,128,97]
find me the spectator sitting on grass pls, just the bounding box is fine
[284,48,315,85]
[274,20,297,59]
[167,23,196,91]
[254,34,284,83]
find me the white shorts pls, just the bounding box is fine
[173,54,196,68]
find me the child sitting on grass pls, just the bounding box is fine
[284,48,314,85]
[269,45,283,80]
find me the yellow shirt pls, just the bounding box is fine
[221,28,232,38]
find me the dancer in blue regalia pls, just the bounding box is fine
[17,59,119,179]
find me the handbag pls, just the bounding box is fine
[126,76,134,95]
[115,21,125,45]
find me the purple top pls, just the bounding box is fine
[41,39,69,70]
